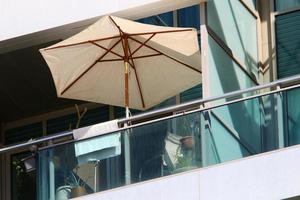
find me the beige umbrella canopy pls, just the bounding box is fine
[40,15,201,112]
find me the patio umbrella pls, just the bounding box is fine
[40,15,201,184]
[40,15,201,114]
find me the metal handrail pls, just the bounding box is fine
[118,74,300,124]
[0,130,73,154]
[1,74,300,154]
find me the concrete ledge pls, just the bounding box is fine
[73,144,300,200]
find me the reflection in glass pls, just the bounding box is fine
[37,88,300,199]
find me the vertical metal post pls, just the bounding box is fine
[276,86,285,148]
[48,140,55,200]
[94,160,100,192]
[200,1,209,167]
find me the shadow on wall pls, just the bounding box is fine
[204,0,264,163]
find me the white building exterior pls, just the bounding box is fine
[1,0,300,200]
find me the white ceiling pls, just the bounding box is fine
[0,0,204,54]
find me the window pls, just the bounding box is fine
[275,0,300,12]
[275,10,300,78]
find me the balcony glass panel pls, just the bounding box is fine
[38,113,202,200]
[37,87,300,199]
[287,87,300,145]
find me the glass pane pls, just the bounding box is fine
[178,5,200,29]
[212,99,261,152]
[275,10,300,79]
[260,93,281,151]
[180,84,202,103]
[204,113,251,164]
[287,87,300,145]
[276,0,300,11]
[207,0,258,79]
[46,114,77,135]
[79,106,109,127]
[137,12,173,26]
[207,34,257,99]
[11,152,36,200]
[38,112,202,199]
[158,12,174,26]
[38,87,300,198]
[5,122,43,145]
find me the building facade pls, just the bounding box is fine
[1,0,300,199]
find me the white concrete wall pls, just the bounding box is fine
[0,0,152,41]
[0,0,202,53]
[74,145,300,200]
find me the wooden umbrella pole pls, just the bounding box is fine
[125,61,129,118]
[124,34,130,117]
[123,35,131,185]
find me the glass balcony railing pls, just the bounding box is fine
[37,85,300,200]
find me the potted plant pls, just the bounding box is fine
[56,171,88,200]
[179,136,194,150]
[176,115,196,149]
[175,146,193,169]
[173,134,198,173]
[66,171,87,198]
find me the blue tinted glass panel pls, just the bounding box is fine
[38,86,300,199]
[287,87,300,145]
[5,122,43,145]
[180,84,202,103]
[178,5,200,29]
[276,10,300,78]
[276,0,300,11]
[47,114,77,135]
[138,12,173,26]
[79,106,109,127]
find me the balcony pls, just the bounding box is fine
[32,75,300,199]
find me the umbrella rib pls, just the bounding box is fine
[132,53,162,59]
[90,41,123,58]
[110,16,127,60]
[130,33,156,57]
[98,58,124,62]
[43,23,193,51]
[109,16,125,34]
[43,35,120,51]
[128,29,193,36]
[128,36,202,74]
[127,61,135,69]
[128,39,146,108]
[61,38,122,95]
[108,16,193,37]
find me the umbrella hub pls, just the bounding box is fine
[122,34,130,62]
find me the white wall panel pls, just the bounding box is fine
[74,145,300,200]
[0,0,202,42]
[0,0,202,53]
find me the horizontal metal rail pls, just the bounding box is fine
[39,81,300,151]
[1,74,300,154]
[118,74,300,124]
[0,130,73,154]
